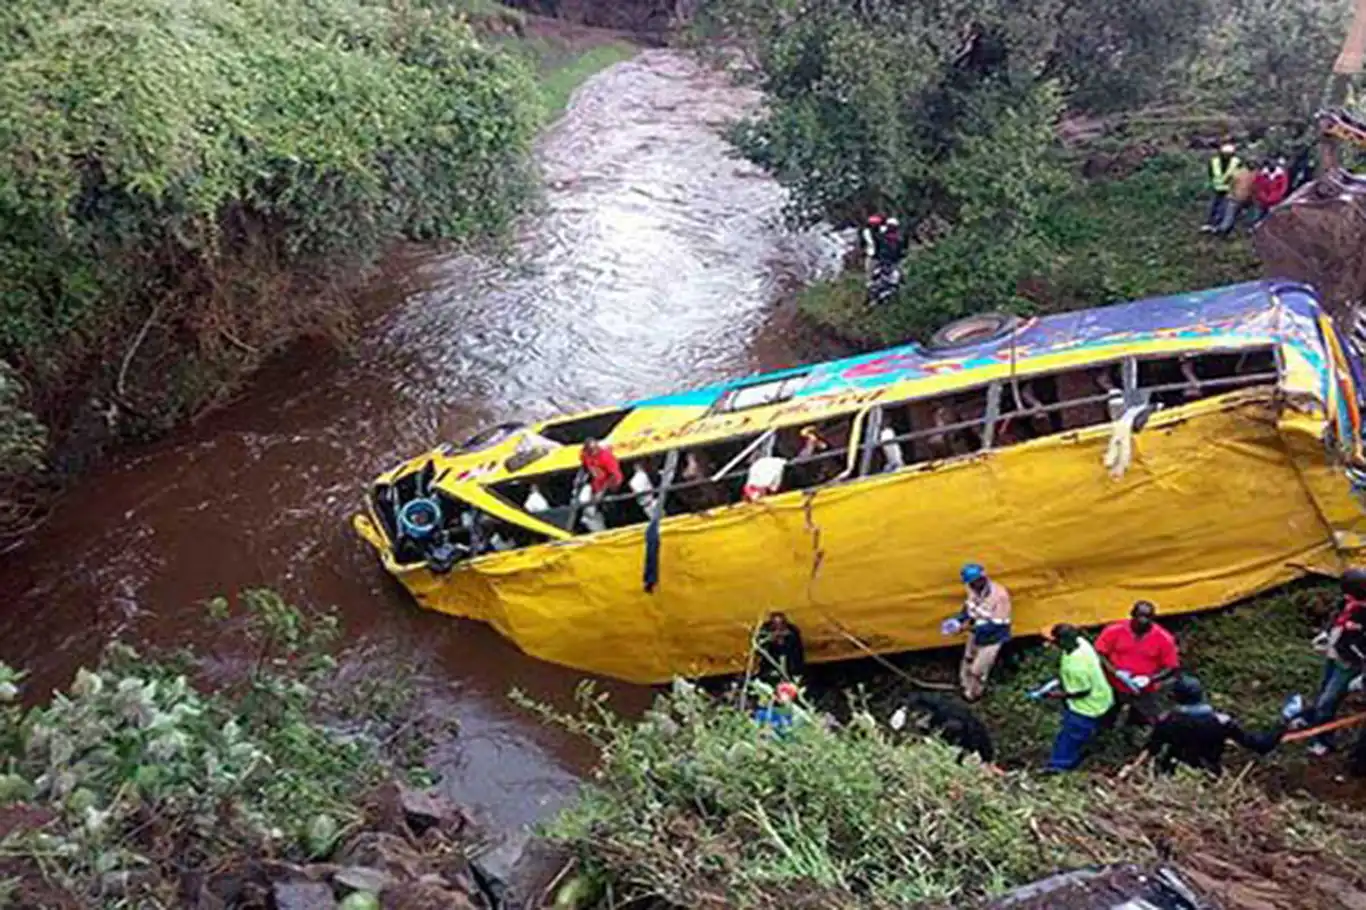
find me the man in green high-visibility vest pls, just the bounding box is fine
[1202,142,1242,233]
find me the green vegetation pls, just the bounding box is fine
[533,679,1366,909]
[696,0,1350,344]
[527,39,639,121]
[0,590,453,907]
[0,0,642,541]
[799,152,1263,346]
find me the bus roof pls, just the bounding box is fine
[634,279,1322,411]
[397,280,1328,489]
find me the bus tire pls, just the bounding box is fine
[925,312,1021,353]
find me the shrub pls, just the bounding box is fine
[533,681,1366,909]
[0,590,444,906]
[0,0,542,455]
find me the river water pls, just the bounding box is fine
[0,50,839,836]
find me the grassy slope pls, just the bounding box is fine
[799,153,1263,347]
[532,40,639,120]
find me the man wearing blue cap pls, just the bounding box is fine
[945,563,1013,701]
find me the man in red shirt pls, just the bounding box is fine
[1095,600,1181,726]
[580,438,624,498]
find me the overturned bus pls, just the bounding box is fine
[353,280,1366,684]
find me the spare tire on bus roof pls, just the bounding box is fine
[925,311,1021,353]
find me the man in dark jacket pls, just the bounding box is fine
[1141,675,1291,774]
[754,612,805,684]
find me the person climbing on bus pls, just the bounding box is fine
[1135,675,1294,775]
[580,438,623,499]
[1203,142,1242,233]
[1031,623,1113,772]
[1095,600,1181,727]
[943,563,1012,701]
[754,611,806,684]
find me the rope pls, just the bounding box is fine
[1282,709,1366,742]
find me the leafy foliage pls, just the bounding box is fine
[0,590,443,906]
[534,681,1366,909]
[0,0,543,493]
[799,153,1262,345]
[1186,0,1354,122]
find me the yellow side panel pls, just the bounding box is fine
[399,394,1358,684]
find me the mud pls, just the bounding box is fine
[0,49,839,839]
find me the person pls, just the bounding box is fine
[580,438,623,499]
[1141,675,1292,774]
[752,681,800,736]
[1202,142,1242,233]
[1288,143,1315,192]
[861,213,907,305]
[754,611,805,684]
[1250,157,1289,225]
[1216,157,1256,235]
[1299,568,1366,756]
[1032,623,1114,772]
[889,692,995,763]
[1094,600,1181,726]
[944,563,1012,701]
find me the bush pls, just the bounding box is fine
[533,681,1366,909]
[0,590,445,906]
[0,0,542,463]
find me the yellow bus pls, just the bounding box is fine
[354,280,1366,684]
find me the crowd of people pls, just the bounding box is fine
[748,565,1366,778]
[1202,139,1309,236]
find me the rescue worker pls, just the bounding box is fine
[1031,623,1114,772]
[1141,675,1293,774]
[1299,568,1366,756]
[1095,600,1181,726]
[944,563,1012,701]
[1202,142,1242,233]
[752,681,800,737]
[860,214,907,306]
[754,611,806,684]
[1250,157,1289,225]
[1217,157,1256,235]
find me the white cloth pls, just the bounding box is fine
[879,426,905,472]
[523,485,550,513]
[629,466,656,513]
[745,456,786,495]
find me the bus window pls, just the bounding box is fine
[864,384,990,474]
[1137,348,1277,407]
[773,415,857,491]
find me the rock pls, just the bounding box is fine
[272,881,338,910]
[334,867,394,895]
[397,784,463,837]
[335,831,424,880]
[382,880,477,910]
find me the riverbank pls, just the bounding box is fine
[534,670,1366,910]
[797,152,1263,349]
[0,1,640,547]
[0,592,502,908]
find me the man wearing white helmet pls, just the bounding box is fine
[1203,141,1242,233]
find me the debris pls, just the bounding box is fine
[333,866,393,895]
[271,881,338,910]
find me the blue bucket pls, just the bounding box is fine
[398,497,442,540]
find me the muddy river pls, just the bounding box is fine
[0,51,840,836]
